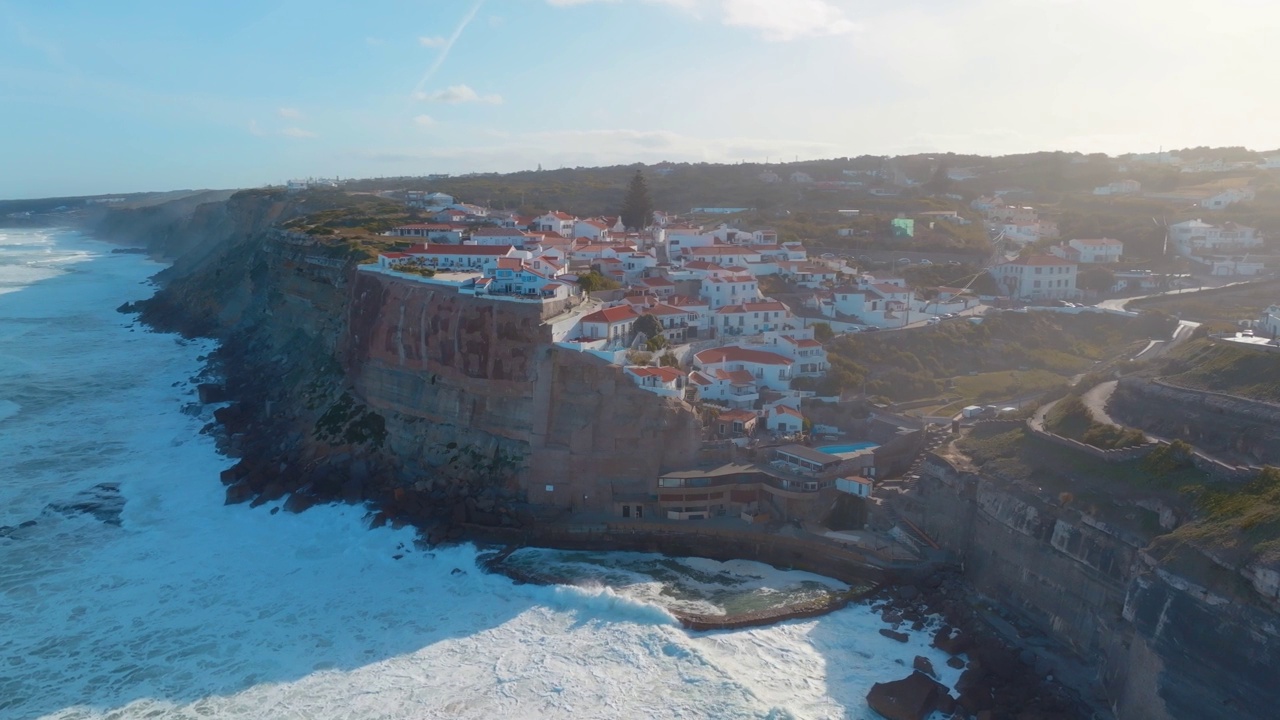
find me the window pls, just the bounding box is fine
[545,485,555,492]
[635,505,642,518]
[622,505,631,518]
[1034,281,1041,288]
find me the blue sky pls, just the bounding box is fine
[2,0,1277,198]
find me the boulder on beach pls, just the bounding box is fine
[866,671,947,720]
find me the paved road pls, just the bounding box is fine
[1095,279,1258,312]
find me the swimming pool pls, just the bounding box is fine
[817,442,878,455]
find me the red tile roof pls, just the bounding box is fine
[774,405,805,419]
[473,228,529,236]
[629,366,685,383]
[413,244,517,256]
[718,409,757,423]
[696,346,793,366]
[581,305,639,324]
[714,369,758,384]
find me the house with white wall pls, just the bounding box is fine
[624,366,686,399]
[689,369,759,409]
[385,224,464,243]
[1050,238,1124,264]
[579,304,639,344]
[989,255,1079,301]
[377,244,526,273]
[688,245,764,267]
[642,303,701,342]
[700,272,761,309]
[470,227,536,247]
[1093,179,1141,196]
[766,405,806,434]
[1201,188,1256,210]
[714,301,791,337]
[573,219,611,241]
[693,346,795,391]
[1169,220,1262,256]
[1260,305,1280,337]
[534,211,576,236]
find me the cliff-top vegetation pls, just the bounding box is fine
[958,427,1280,577]
[798,310,1176,402]
[1145,338,1280,403]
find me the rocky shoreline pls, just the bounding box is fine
[864,567,1088,720]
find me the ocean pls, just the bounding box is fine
[0,228,962,719]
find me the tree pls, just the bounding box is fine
[620,169,653,230]
[576,270,620,293]
[812,322,834,343]
[1077,266,1116,293]
[634,313,663,341]
[923,162,951,195]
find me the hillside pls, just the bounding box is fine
[1149,338,1280,402]
[808,310,1175,400]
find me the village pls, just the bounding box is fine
[340,156,1277,535]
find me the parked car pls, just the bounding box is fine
[918,259,933,265]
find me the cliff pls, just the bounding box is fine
[906,450,1280,720]
[111,190,700,530]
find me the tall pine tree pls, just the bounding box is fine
[620,169,653,230]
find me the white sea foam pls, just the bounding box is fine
[0,229,962,720]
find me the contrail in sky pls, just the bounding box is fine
[413,0,486,97]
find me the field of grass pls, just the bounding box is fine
[952,369,1070,405]
[1154,339,1280,403]
[1129,279,1280,324]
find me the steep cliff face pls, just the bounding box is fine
[345,270,702,512]
[119,191,700,526]
[909,455,1280,720]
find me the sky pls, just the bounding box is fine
[1,0,1277,198]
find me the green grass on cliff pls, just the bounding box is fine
[1128,279,1280,324]
[807,310,1172,401]
[1153,339,1280,403]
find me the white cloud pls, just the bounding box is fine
[247,120,266,137]
[277,107,303,119]
[415,84,503,104]
[418,35,447,47]
[720,0,858,41]
[544,0,856,40]
[282,127,318,139]
[412,0,486,96]
[413,114,437,127]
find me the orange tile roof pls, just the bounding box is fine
[580,305,639,324]
[696,346,793,366]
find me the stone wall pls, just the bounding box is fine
[1111,376,1280,468]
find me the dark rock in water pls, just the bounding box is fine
[284,491,317,514]
[946,656,966,670]
[110,247,149,255]
[913,656,937,678]
[866,671,947,720]
[19,520,37,529]
[933,626,971,655]
[197,383,230,404]
[225,482,253,505]
[46,483,124,526]
[879,628,910,643]
[897,585,920,601]
[341,478,364,504]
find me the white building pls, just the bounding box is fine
[765,405,806,434]
[692,346,795,391]
[470,227,536,247]
[714,301,791,337]
[385,224,464,243]
[688,369,759,409]
[1169,220,1262,257]
[989,255,1079,301]
[578,304,639,343]
[1050,238,1124,264]
[533,211,576,236]
[624,366,686,399]
[376,244,525,273]
[1260,305,1280,337]
[573,219,611,241]
[699,272,761,310]
[1201,188,1256,210]
[1093,179,1141,196]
